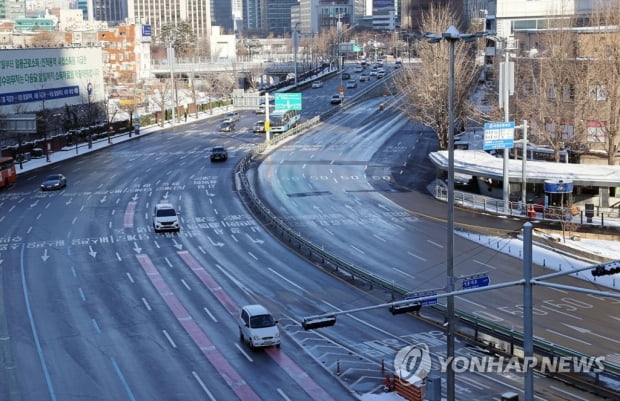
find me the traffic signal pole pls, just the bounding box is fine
[302,222,620,400]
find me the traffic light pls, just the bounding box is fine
[389,302,421,315]
[591,264,620,276]
[302,316,336,330]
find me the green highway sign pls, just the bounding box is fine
[275,93,302,110]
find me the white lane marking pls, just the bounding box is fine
[268,268,306,292]
[277,388,293,401]
[392,267,415,279]
[203,307,218,322]
[141,297,152,311]
[549,385,590,401]
[427,240,443,248]
[162,330,177,348]
[456,296,487,309]
[350,244,366,254]
[235,343,253,362]
[473,260,498,270]
[407,251,427,261]
[191,371,217,401]
[539,304,582,320]
[545,329,591,345]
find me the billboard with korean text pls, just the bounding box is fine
[0,47,105,114]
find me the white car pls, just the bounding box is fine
[153,203,180,232]
[223,112,240,123]
[311,80,324,88]
[238,304,281,349]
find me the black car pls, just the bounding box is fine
[342,72,350,79]
[41,174,67,191]
[210,146,228,162]
[219,121,235,132]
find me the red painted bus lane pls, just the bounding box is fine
[176,250,336,401]
[135,253,261,401]
[123,201,136,228]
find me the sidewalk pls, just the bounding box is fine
[14,106,231,175]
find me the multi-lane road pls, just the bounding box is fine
[0,63,616,401]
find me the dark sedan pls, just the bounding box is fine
[219,121,235,132]
[41,174,67,191]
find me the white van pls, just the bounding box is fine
[238,304,281,349]
[152,203,180,232]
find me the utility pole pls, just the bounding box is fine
[293,23,299,87]
[500,39,515,211]
[168,40,176,125]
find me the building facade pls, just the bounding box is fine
[92,0,127,25]
[267,0,298,36]
[127,0,211,43]
[242,0,268,35]
[211,0,234,33]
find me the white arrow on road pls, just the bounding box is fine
[30,200,39,208]
[88,245,97,258]
[41,249,50,262]
[66,198,73,205]
[132,194,139,201]
[172,239,183,250]
[163,191,169,200]
[562,323,620,344]
[207,236,224,247]
[245,233,264,244]
[100,195,107,203]
[133,242,142,254]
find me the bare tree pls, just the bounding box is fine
[151,80,172,126]
[392,4,479,149]
[572,2,620,165]
[515,15,580,162]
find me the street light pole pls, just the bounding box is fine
[425,25,493,401]
[168,41,176,125]
[446,31,457,401]
[293,23,299,87]
[502,46,510,211]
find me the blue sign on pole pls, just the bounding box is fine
[462,275,490,290]
[483,121,515,150]
[406,291,438,306]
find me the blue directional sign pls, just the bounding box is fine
[483,121,515,150]
[275,93,302,111]
[406,290,438,306]
[462,274,490,290]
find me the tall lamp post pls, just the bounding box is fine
[425,25,491,401]
[293,23,300,87]
[168,40,177,125]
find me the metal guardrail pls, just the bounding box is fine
[434,183,620,230]
[233,77,620,395]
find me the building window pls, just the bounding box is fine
[589,85,607,101]
[587,121,607,143]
